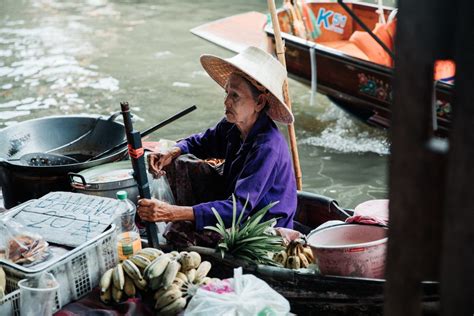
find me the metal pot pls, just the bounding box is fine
[0,114,127,208]
[69,160,139,204]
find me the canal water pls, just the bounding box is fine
[0,0,389,209]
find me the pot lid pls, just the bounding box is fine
[76,160,134,184]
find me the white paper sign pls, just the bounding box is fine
[13,192,120,247]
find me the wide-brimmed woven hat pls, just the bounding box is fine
[200,46,294,124]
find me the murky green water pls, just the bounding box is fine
[0,0,389,208]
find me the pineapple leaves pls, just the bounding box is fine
[205,194,283,265]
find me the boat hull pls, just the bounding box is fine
[266,31,453,136]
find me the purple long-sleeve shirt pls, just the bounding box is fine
[175,113,297,231]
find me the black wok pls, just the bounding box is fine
[0,114,127,208]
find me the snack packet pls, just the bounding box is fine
[1,218,50,266]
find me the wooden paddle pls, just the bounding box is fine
[267,0,303,190]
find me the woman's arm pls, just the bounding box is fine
[137,198,194,222]
[192,141,280,231]
[175,118,231,159]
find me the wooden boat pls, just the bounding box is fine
[191,1,454,136]
[185,191,439,315]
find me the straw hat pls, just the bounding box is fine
[200,46,294,124]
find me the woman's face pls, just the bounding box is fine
[223,73,264,128]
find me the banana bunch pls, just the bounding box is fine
[273,240,315,269]
[149,251,213,315]
[99,247,163,304]
[0,267,5,299]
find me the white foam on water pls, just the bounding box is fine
[0,110,31,120]
[154,51,172,59]
[0,100,21,108]
[88,77,119,91]
[0,67,13,77]
[0,49,12,57]
[172,82,191,88]
[0,17,120,122]
[299,105,390,155]
[191,70,209,78]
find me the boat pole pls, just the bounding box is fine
[267,0,303,190]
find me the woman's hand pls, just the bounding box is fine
[137,198,194,222]
[147,147,182,178]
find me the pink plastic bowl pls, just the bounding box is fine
[307,224,388,279]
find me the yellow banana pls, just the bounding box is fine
[99,268,114,292]
[100,286,112,304]
[302,246,315,263]
[196,261,212,280]
[145,255,171,280]
[122,259,143,281]
[154,284,180,300]
[111,286,123,303]
[172,277,185,288]
[286,256,301,269]
[0,267,5,294]
[189,251,201,269]
[161,260,181,289]
[298,252,309,268]
[157,297,187,316]
[112,264,125,290]
[136,248,163,261]
[154,288,183,310]
[185,269,196,284]
[130,254,151,270]
[175,271,188,283]
[132,277,148,291]
[123,275,136,297]
[179,252,194,272]
[273,250,288,266]
[200,277,211,285]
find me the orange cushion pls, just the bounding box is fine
[434,60,456,82]
[321,40,370,61]
[349,21,396,67]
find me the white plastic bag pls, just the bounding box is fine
[147,173,175,244]
[185,268,290,316]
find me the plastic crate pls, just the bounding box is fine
[0,214,118,316]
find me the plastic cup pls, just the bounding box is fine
[18,272,59,316]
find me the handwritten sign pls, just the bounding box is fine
[13,192,120,247]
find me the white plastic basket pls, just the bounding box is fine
[0,203,118,316]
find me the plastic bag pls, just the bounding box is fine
[148,174,175,205]
[147,174,175,244]
[185,268,290,316]
[0,217,50,266]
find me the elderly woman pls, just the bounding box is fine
[137,46,297,233]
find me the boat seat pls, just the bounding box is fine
[319,40,370,61]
